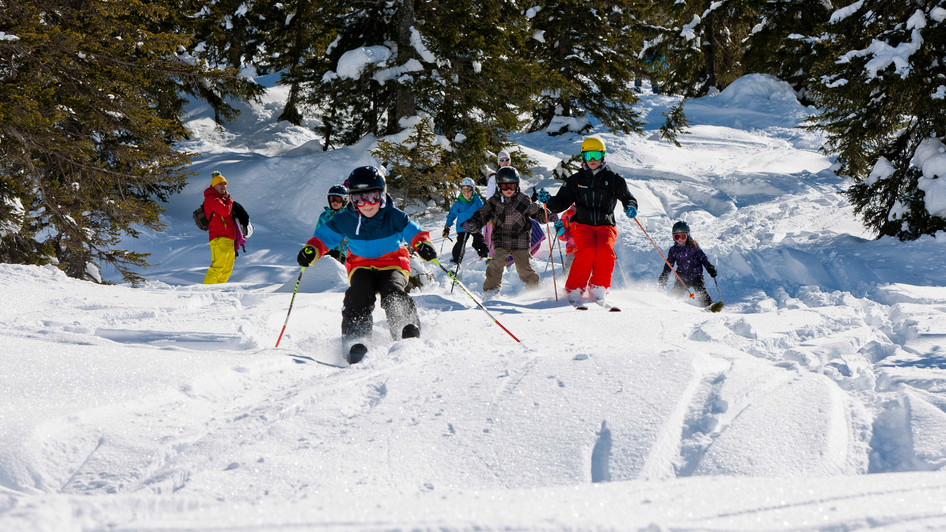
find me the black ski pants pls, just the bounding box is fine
[670,276,712,307]
[451,231,489,263]
[342,268,420,340]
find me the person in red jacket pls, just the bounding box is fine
[202,171,239,284]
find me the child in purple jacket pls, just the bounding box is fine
[658,221,717,307]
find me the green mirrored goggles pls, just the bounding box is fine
[582,150,604,162]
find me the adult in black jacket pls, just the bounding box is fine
[537,137,638,307]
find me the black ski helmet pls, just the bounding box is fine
[347,166,386,195]
[327,184,349,206]
[495,166,520,185]
[672,221,690,234]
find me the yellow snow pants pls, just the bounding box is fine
[203,237,235,284]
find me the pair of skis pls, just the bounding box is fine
[572,300,621,312]
[343,322,420,365]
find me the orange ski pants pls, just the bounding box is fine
[565,223,617,292]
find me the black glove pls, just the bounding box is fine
[442,226,450,238]
[706,264,717,278]
[297,245,318,266]
[415,241,437,262]
[658,272,669,287]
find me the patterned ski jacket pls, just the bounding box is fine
[556,205,577,255]
[661,240,715,281]
[445,192,484,234]
[307,194,431,279]
[315,206,349,255]
[545,163,637,227]
[462,190,555,250]
[203,187,238,246]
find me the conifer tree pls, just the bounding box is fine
[0,0,259,283]
[524,0,644,135]
[741,0,830,103]
[640,0,757,97]
[806,0,946,240]
[254,0,338,126]
[658,101,692,147]
[284,0,542,177]
[369,118,461,211]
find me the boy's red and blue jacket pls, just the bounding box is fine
[445,191,484,233]
[306,194,431,279]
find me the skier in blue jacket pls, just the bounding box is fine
[658,221,717,307]
[315,184,350,264]
[443,177,489,264]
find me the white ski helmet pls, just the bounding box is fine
[460,177,476,188]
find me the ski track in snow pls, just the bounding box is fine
[2,74,946,530]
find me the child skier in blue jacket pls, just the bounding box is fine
[658,221,717,307]
[315,184,350,264]
[443,177,489,264]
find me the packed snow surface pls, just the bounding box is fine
[2,74,946,531]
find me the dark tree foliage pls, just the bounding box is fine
[0,0,260,283]
[640,0,757,97]
[524,0,644,136]
[806,0,946,240]
[254,0,338,126]
[281,0,542,179]
[658,101,692,147]
[741,0,831,104]
[370,118,462,211]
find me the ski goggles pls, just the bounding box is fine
[351,190,382,206]
[582,150,604,162]
[499,183,518,191]
[673,232,689,242]
[328,195,345,203]
[498,157,510,163]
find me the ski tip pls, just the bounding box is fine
[575,305,589,310]
[608,306,622,312]
[347,343,368,365]
[401,323,421,339]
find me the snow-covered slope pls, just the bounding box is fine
[2,74,946,531]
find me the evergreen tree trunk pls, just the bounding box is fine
[277,9,308,127]
[701,0,717,91]
[392,0,417,134]
[279,82,304,126]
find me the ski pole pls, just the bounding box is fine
[555,228,566,274]
[633,219,695,299]
[710,277,725,312]
[433,258,520,343]
[450,233,468,294]
[275,266,305,347]
[542,203,558,301]
[440,234,452,256]
[615,256,630,289]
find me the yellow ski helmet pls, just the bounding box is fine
[580,137,606,154]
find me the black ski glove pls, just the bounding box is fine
[415,241,437,262]
[297,245,318,266]
[706,264,717,278]
[442,226,450,238]
[658,272,669,287]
